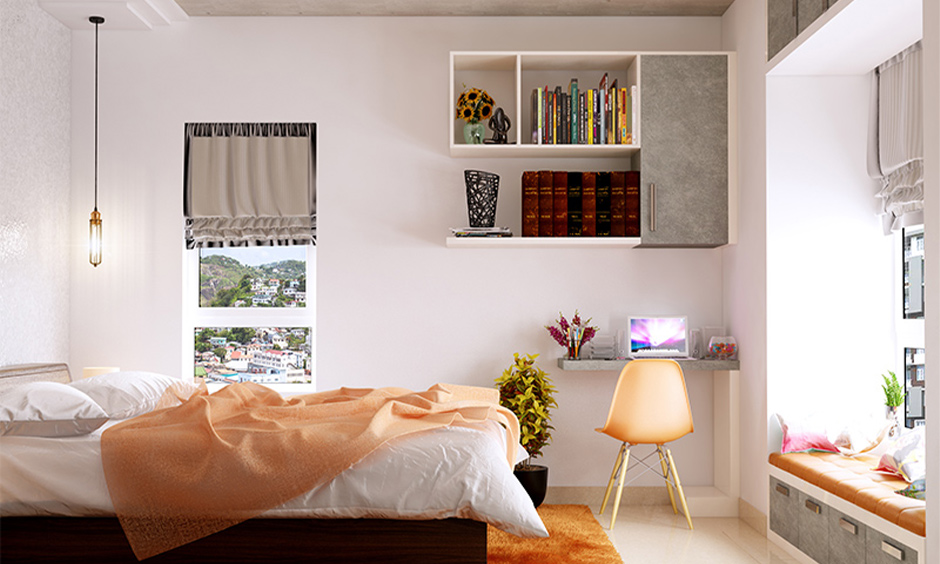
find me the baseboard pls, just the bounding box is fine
[544,486,671,507]
[737,497,766,536]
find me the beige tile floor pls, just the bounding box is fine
[599,505,802,564]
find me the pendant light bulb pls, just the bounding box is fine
[89,15,104,267]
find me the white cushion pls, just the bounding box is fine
[0,382,108,437]
[70,371,178,420]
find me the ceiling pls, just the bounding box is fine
[173,0,736,17]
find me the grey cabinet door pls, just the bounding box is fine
[798,0,828,34]
[768,0,797,60]
[639,55,728,247]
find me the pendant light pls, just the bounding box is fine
[88,15,104,267]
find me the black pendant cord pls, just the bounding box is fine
[91,16,103,212]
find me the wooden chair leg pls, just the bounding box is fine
[599,444,625,516]
[657,445,678,514]
[665,447,693,530]
[609,446,631,529]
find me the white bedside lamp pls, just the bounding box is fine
[82,366,120,379]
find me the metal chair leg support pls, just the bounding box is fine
[609,446,631,529]
[665,447,693,530]
[657,445,678,514]
[599,443,626,516]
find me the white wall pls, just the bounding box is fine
[67,17,728,487]
[767,75,895,424]
[721,0,769,515]
[0,0,71,366]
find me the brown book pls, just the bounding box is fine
[522,171,539,237]
[581,172,596,237]
[610,171,626,237]
[552,171,568,237]
[625,171,640,237]
[538,170,553,237]
[567,172,582,236]
[596,171,611,237]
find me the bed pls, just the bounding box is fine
[0,364,547,563]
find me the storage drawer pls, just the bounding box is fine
[769,477,800,547]
[867,527,916,564]
[828,507,867,564]
[798,490,829,564]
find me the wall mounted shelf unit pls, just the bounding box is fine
[445,236,641,248]
[449,50,736,249]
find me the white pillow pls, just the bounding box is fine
[0,382,108,437]
[70,371,179,420]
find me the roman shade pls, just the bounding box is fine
[868,42,923,234]
[184,123,316,248]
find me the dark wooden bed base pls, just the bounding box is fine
[0,516,486,563]
[0,364,488,563]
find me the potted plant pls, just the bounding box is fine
[882,371,905,436]
[545,310,598,359]
[495,353,557,507]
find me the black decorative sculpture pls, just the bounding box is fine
[486,107,511,144]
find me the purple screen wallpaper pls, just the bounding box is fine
[630,317,687,352]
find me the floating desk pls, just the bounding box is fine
[557,357,741,517]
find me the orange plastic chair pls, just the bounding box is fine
[596,359,694,530]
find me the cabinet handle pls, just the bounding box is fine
[650,183,657,232]
[881,541,904,560]
[804,499,820,514]
[839,518,858,535]
[774,483,789,497]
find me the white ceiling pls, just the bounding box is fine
[173,0,735,17]
[40,0,735,30]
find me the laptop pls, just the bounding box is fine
[628,316,692,359]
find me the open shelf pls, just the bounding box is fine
[557,357,741,371]
[445,237,641,248]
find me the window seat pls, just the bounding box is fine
[768,451,925,537]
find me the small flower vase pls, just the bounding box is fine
[463,121,485,145]
[886,405,901,437]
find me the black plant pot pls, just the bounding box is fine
[514,464,548,508]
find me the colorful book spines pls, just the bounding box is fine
[529,77,635,145]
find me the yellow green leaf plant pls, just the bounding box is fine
[495,353,558,470]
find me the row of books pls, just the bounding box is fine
[531,73,637,146]
[522,171,640,238]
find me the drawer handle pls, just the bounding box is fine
[839,518,858,535]
[804,499,820,514]
[881,541,904,560]
[774,483,789,497]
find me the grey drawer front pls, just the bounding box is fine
[867,527,916,564]
[769,477,800,546]
[828,507,867,564]
[798,490,830,564]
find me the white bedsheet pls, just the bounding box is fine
[0,419,547,538]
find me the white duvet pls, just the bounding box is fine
[0,419,548,538]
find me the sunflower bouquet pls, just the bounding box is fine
[455,87,495,124]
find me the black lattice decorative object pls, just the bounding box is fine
[464,170,500,228]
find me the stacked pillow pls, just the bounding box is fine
[0,371,189,438]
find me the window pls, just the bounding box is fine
[182,123,317,391]
[902,225,924,319]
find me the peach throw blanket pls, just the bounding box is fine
[101,382,519,560]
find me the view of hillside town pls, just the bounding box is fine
[200,247,307,308]
[195,326,312,384]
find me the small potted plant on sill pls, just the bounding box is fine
[495,353,557,508]
[882,370,905,437]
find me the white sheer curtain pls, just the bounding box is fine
[869,42,923,234]
[184,123,317,248]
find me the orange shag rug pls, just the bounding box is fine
[487,504,623,564]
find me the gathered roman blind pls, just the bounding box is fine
[868,42,923,234]
[184,123,317,248]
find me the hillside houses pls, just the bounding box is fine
[194,326,311,384]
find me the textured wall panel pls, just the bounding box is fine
[0,0,71,366]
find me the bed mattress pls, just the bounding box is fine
[1,419,547,538]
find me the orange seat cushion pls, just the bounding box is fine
[769,451,925,537]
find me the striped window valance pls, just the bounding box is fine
[868,42,923,234]
[183,122,317,248]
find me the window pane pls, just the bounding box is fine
[195,327,312,384]
[199,247,307,308]
[902,226,924,319]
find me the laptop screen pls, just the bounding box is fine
[628,316,688,357]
